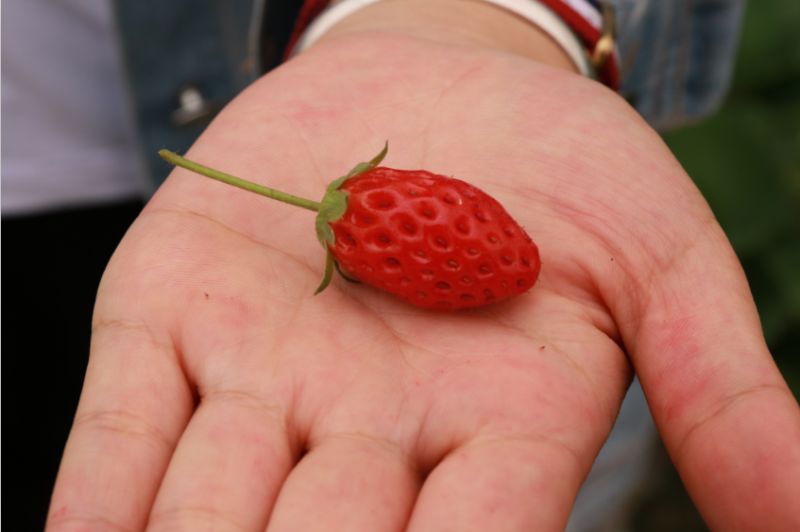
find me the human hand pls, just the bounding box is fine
[48,2,799,530]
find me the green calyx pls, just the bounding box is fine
[158,142,388,296]
[314,141,388,294]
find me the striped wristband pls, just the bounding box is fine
[287,0,619,90]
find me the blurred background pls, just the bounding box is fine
[2,1,796,531]
[633,1,800,529]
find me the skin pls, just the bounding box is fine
[48,1,800,530]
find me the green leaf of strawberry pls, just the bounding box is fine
[314,142,387,293]
[314,186,345,293]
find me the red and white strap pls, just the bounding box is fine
[534,0,619,88]
[286,0,619,90]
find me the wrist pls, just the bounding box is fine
[306,0,579,74]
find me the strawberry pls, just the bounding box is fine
[159,144,540,310]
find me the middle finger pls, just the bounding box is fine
[266,432,420,531]
[147,389,295,530]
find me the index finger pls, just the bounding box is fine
[46,320,193,531]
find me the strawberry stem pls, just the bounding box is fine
[159,150,322,212]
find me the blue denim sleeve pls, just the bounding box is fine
[611,0,745,130]
[116,0,745,177]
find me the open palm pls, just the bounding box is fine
[49,34,799,531]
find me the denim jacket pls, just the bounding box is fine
[613,0,745,129]
[114,0,743,184]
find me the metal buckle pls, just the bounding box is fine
[591,1,616,70]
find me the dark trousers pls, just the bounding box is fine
[2,199,144,531]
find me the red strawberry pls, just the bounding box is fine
[160,144,540,310]
[326,168,540,309]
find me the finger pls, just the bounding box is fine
[47,321,193,531]
[266,433,419,531]
[627,235,800,529]
[407,435,586,531]
[147,389,295,531]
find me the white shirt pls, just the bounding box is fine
[1,0,150,215]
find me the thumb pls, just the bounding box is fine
[623,225,800,530]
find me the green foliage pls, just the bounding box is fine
[732,0,800,92]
